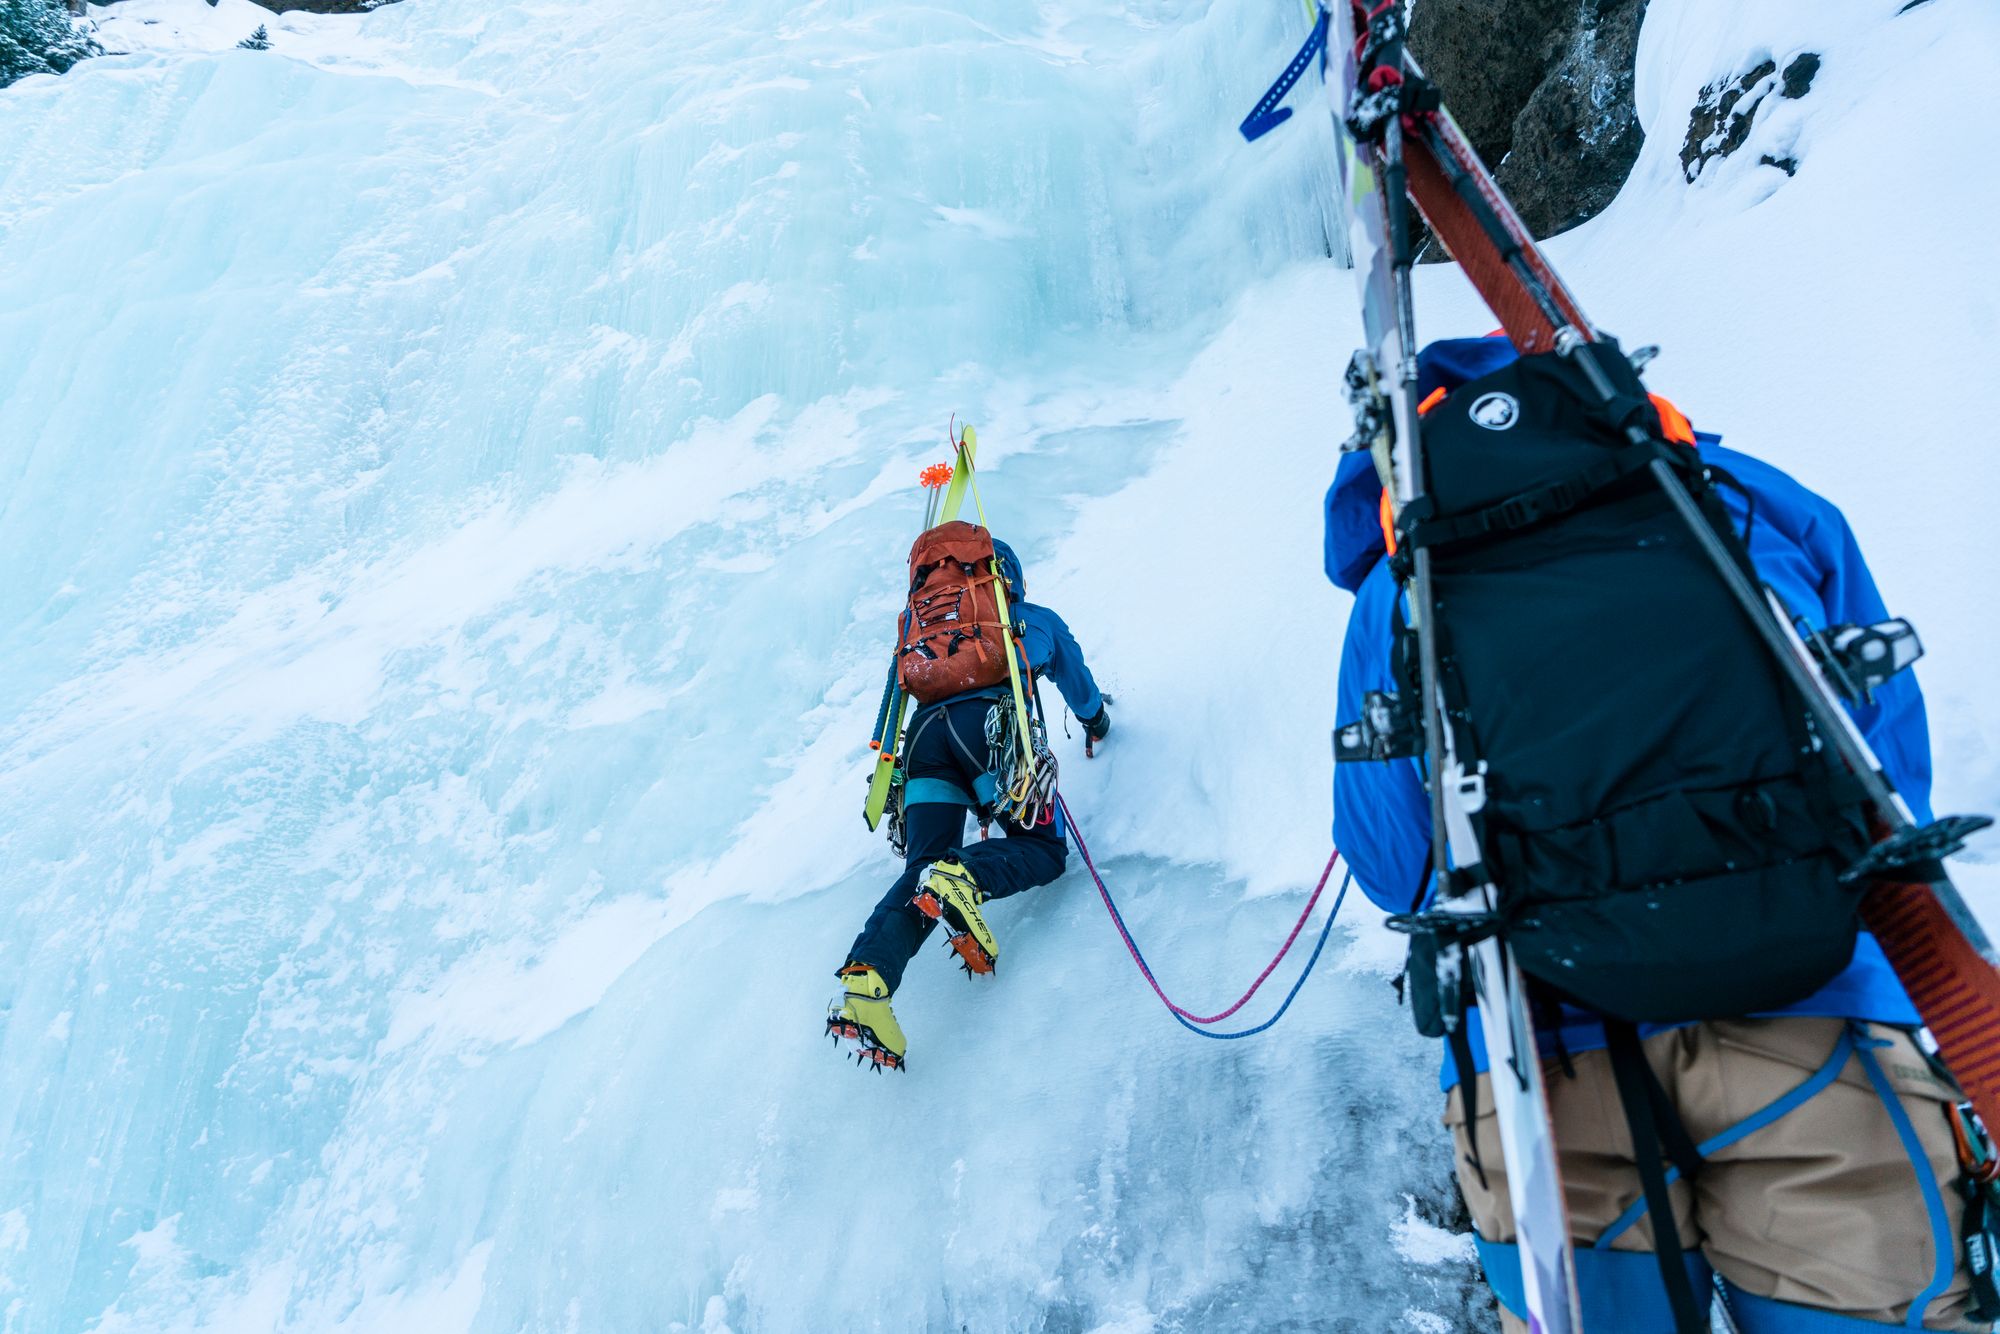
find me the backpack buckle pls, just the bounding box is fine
[1453,765,1488,815]
[1494,496,1541,531]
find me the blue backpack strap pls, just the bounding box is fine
[1476,1233,1713,1331]
[1596,1026,1857,1248]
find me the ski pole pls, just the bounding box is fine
[868,655,898,752]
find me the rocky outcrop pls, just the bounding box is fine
[1409,0,1649,239]
[1680,53,1820,181]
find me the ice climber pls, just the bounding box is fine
[828,536,1108,1071]
[1328,336,1991,1332]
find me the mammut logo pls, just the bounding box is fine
[1470,392,1520,430]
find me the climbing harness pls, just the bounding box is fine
[1475,1022,1965,1332]
[1057,794,1347,1040]
[1947,1080,2000,1320]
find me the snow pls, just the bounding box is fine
[0,0,1994,1329]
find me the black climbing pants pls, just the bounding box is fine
[844,696,1067,993]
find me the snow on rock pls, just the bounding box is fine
[0,0,1994,1330]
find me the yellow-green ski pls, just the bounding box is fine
[937,425,977,524]
[863,427,980,830]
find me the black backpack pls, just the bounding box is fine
[1353,343,1875,1028]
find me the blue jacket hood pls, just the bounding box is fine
[1324,336,1523,593]
[1417,333,1519,400]
[1323,453,1387,593]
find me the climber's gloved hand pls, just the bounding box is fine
[1081,697,1112,755]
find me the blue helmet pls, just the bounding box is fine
[991,538,1025,601]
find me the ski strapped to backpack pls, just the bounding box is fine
[863,433,978,833]
[862,423,1047,831]
[1245,4,1996,1330]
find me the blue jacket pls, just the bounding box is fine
[1326,342,1931,1082]
[930,538,1103,721]
[1016,603,1103,720]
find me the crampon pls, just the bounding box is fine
[913,882,997,977]
[826,1008,905,1072]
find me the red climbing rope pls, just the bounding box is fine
[1058,794,1341,1025]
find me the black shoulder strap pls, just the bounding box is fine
[1604,1019,1708,1333]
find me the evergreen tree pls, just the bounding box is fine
[0,0,98,90]
[237,24,271,50]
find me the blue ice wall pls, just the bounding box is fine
[0,0,1489,1330]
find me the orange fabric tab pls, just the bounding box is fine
[1417,386,1448,416]
[1378,487,1398,556]
[1650,393,1696,446]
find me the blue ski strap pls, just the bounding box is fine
[1239,6,1329,143]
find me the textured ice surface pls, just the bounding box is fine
[0,0,1995,1329]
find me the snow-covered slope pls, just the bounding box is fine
[0,0,1993,1329]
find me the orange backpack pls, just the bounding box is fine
[896,521,1013,705]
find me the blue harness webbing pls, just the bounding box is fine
[1475,1023,1961,1331]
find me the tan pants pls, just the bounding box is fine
[1448,1016,1984,1331]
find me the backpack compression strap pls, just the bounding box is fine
[1399,438,1688,551]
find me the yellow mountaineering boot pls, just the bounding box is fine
[911,859,998,976]
[827,965,907,1072]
